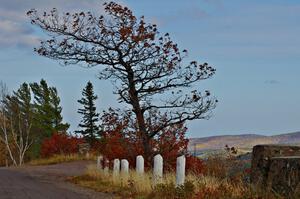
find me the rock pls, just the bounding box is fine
[251,144,300,185]
[267,156,300,198]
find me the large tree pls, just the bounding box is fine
[30,80,69,158]
[50,87,69,132]
[27,2,217,161]
[30,79,69,137]
[76,81,100,145]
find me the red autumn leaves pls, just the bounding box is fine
[41,118,204,174]
[41,133,84,157]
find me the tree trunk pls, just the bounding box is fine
[126,66,152,163]
[142,135,152,165]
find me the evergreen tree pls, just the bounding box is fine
[76,81,99,145]
[50,87,70,132]
[29,79,69,158]
[30,79,52,137]
[12,83,33,132]
[30,79,69,137]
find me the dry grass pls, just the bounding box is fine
[28,154,96,166]
[74,165,167,196]
[69,164,283,199]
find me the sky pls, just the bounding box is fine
[0,0,300,138]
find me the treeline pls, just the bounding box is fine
[1,80,193,171]
[0,79,104,166]
[0,79,68,166]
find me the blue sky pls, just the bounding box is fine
[0,0,299,138]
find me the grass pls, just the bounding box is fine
[69,164,283,199]
[28,154,96,166]
[70,165,159,198]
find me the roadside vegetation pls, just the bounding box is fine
[70,156,281,199]
[28,154,96,166]
[0,80,69,166]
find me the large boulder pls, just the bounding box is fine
[267,157,300,198]
[251,144,300,186]
[251,145,300,198]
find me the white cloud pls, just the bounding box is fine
[0,0,125,49]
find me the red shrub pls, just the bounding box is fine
[93,130,143,167]
[97,126,197,172]
[96,108,201,172]
[94,108,145,166]
[40,133,84,157]
[102,131,130,160]
[156,124,189,171]
[186,155,205,175]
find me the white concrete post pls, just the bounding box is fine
[97,156,103,170]
[113,159,120,177]
[136,155,144,174]
[121,159,129,174]
[103,159,109,174]
[153,154,163,184]
[176,155,186,186]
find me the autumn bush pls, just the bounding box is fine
[156,124,189,171]
[40,133,84,157]
[93,108,198,172]
[186,155,205,175]
[95,128,203,173]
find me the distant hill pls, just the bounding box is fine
[188,131,300,152]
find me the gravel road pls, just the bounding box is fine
[0,161,112,199]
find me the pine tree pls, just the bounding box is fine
[49,87,70,132]
[30,79,53,137]
[30,79,69,137]
[12,83,33,132]
[76,81,99,145]
[29,79,69,158]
